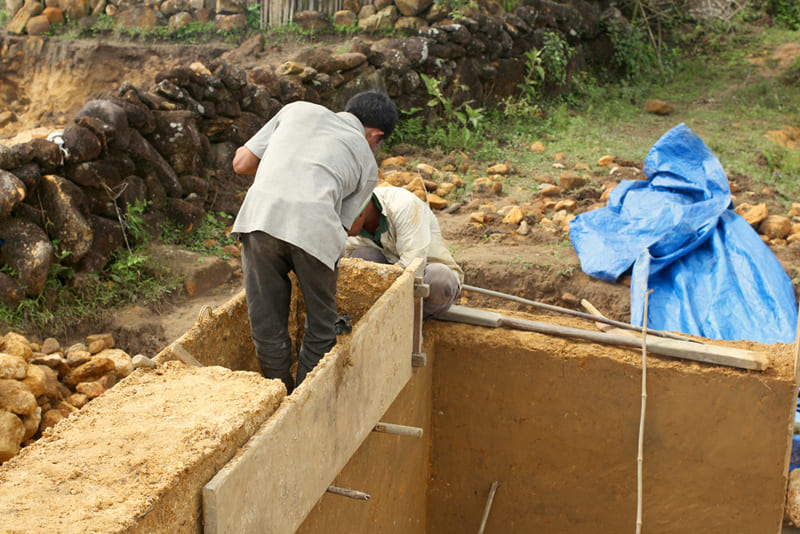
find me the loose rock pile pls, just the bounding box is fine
[378,149,800,251]
[0,330,139,464]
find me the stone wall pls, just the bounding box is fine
[0,0,623,306]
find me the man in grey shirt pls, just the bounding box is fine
[232,91,397,394]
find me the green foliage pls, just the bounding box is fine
[433,0,477,19]
[122,199,152,248]
[245,2,261,28]
[160,211,237,257]
[0,242,179,337]
[607,25,675,83]
[768,0,800,29]
[391,107,426,144]
[52,11,255,43]
[417,73,486,151]
[540,31,571,86]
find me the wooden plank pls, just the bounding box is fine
[438,305,768,371]
[203,263,417,534]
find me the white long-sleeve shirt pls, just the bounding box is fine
[346,185,464,284]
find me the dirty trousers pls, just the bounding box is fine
[239,231,338,389]
[348,247,460,318]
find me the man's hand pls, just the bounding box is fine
[233,146,260,175]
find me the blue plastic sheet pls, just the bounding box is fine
[569,123,797,345]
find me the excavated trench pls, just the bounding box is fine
[0,259,796,533]
[1,33,799,534]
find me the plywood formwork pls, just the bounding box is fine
[297,335,434,534]
[423,317,798,534]
[202,259,419,533]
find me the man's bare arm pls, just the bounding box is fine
[233,146,260,175]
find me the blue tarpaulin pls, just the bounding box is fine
[569,123,797,345]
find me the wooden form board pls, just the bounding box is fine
[202,259,420,534]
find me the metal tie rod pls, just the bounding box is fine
[326,485,370,501]
[461,284,694,343]
[373,422,423,438]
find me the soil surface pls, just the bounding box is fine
[2,32,799,356]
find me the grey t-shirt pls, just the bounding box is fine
[232,101,378,270]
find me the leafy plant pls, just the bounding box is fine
[419,73,486,151]
[540,31,572,87]
[161,211,237,257]
[768,0,800,30]
[390,107,426,145]
[433,0,477,19]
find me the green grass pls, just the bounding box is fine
[396,21,800,207]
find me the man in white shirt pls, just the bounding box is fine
[232,91,397,394]
[346,185,463,318]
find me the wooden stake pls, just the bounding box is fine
[326,485,370,501]
[477,480,500,534]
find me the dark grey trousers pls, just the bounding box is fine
[348,247,460,318]
[239,231,338,391]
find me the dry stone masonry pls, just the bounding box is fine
[0,330,139,464]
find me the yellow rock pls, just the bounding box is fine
[381,156,407,168]
[758,215,791,239]
[502,206,524,224]
[470,211,485,223]
[383,171,415,187]
[539,184,560,197]
[554,199,577,212]
[487,163,511,175]
[734,202,769,226]
[427,194,448,210]
[406,176,425,192]
[597,155,614,166]
[491,181,503,194]
[436,182,456,196]
[423,179,438,192]
[644,99,674,115]
[416,163,441,178]
[552,152,565,161]
[530,141,546,153]
[448,175,466,188]
[574,162,589,170]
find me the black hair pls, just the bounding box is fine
[344,91,398,140]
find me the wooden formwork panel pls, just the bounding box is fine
[202,260,418,534]
[425,319,798,534]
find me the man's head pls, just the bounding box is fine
[347,193,379,236]
[345,91,398,149]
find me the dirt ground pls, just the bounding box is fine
[1,32,799,356]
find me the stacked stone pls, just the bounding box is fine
[0,55,285,308]
[5,0,248,36]
[0,330,135,463]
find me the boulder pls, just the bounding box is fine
[37,174,93,264]
[0,218,54,297]
[0,410,24,462]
